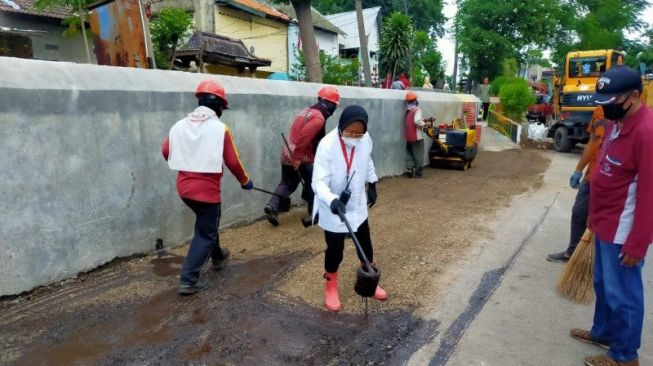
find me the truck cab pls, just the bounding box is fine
[549,49,624,152]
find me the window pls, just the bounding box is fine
[0,34,33,59]
[568,57,607,78]
[610,52,623,69]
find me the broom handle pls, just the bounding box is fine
[338,209,374,273]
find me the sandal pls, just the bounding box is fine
[570,328,610,349]
[584,354,639,366]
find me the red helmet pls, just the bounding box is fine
[318,86,340,105]
[405,91,418,102]
[195,80,228,108]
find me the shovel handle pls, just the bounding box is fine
[252,186,287,199]
[337,209,375,273]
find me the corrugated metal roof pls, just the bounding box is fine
[274,4,345,35]
[0,0,73,19]
[324,6,380,50]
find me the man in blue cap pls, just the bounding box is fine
[570,66,653,366]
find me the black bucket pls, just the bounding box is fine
[355,265,380,297]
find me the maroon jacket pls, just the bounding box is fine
[281,107,326,165]
[590,105,653,258]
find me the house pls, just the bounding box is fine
[152,0,289,77]
[176,31,271,76]
[0,0,94,62]
[274,4,344,72]
[324,6,380,65]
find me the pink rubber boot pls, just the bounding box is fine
[324,272,341,312]
[373,285,388,301]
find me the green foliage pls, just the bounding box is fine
[311,0,445,37]
[551,0,648,68]
[410,31,445,86]
[150,7,194,69]
[490,76,507,96]
[291,50,359,85]
[498,78,535,121]
[456,0,563,80]
[379,12,413,78]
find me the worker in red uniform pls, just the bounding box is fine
[162,80,253,295]
[405,91,433,177]
[569,66,653,366]
[264,86,340,227]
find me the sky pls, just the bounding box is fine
[435,0,653,76]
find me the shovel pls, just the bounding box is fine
[252,186,291,210]
[336,208,380,298]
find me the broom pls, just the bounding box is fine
[557,228,595,304]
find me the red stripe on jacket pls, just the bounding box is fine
[162,127,250,203]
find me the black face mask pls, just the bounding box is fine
[602,93,632,120]
[198,96,224,117]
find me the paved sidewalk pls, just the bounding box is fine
[406,150,652,366]
[445,152,653,365]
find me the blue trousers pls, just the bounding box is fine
[590,239,644,362]
[180,199,224,285]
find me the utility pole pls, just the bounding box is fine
[404,0,412,83]
[451,0,459,91]
[356,0,371,87]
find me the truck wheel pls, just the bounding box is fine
[554,127,572,152]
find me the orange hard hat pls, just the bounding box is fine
[318,86,340,105]
[195,80,228,107]
[405,91,418,102]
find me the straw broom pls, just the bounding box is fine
[557,228,594,304]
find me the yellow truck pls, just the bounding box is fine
[549,49,624,151]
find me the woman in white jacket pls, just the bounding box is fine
[312,105,388,312]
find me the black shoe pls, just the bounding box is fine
[178,279,209,295]
[264,205,279,226]
[301,215,313,228]
[547,250,571,262]
[415,168,424,177]
[211,248,230,270]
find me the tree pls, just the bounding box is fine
[35,0,95,63]
[356,0,371,86]
[312,0,446,37]
[412,31,445,86]
[272,0,322,82]
[150,7,193,70]
[291,50,359,85]
[378,12,413,78]
[551,0,648,68]
[456,0,563,81]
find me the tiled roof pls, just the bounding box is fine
[177,31,272,68]
[0,0,73,19]
[217,0,289,22]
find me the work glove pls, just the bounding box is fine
[330,198,346,215]
[367,182,377,208]
[569,171,582,189]
[241,179,254,190]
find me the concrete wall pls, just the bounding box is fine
[0,12,94,63]
[0,56,478,296]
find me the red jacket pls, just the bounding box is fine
[590,105,653,258]
[162,127,249,203]
[281,107,326,165]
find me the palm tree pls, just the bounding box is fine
[379,12,413,79]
